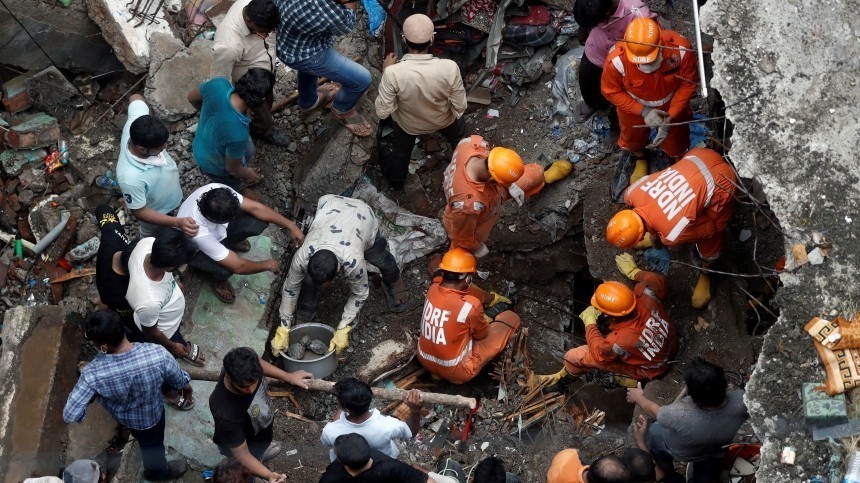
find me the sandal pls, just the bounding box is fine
[230,239,251,253]
[165,393,195,411]
[300,84,340,116]
[261,440,283,462]
[575,101,597,124]
[331,109,373,137]
[382,278,409,313]
[211,280,236,304]
[182,342,205,366]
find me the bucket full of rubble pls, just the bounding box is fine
[281,323,337,378]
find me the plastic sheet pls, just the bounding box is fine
[550,46,585,118]
[361,0,386,36]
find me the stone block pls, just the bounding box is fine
[0,304,84,480]
[26,66,80,115]
[4,113,60,149]
[1,148,46,177]
[144,35,213,121]
[85,0,179,73]
[2,74,32,114]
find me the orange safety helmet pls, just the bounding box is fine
[624,18,662,64]
[591,281,636,317]
[606,210,645,248]
[438,247,477,274]
[487,147,524,187]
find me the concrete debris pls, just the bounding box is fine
[85,0,179,73]
[145,35,214,121]
[0,148,46,177]
[3,112,60,149]
[2,74,32,114]
[26,66,81,117]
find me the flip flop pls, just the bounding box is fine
[300,84,340,116]
[331,109,373,137]
[211,280,236,304]
[575,101,597,123]
[382,279,409,313]
[182,342,205,366]
[165,393,195,411]
[261,440,283,462]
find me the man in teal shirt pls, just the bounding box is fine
[116,95,198,237]
[188,68,274,194]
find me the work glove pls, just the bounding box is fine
[271,325,290,357]
[647,124,670,149]
[615,253,642,280]
[528,367,571,390]
[544,160,573,184]
[487,291,511,308]
[474,243,489,258]
[633,232,653,250]
[641,107,669,128]
[579,305,602,327]
[329,325,352,355]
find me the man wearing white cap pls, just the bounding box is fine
[374,14,467,189]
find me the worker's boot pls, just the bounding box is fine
[691,273,712,309]
[544,160,573,184]
[629,158,649,184]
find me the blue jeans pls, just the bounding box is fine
[289,48,371,113]
[648,422,723,483]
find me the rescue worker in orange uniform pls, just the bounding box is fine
[602,17,698,185]
[417,248,522,384]
[607,147,737,308]
[442,135,572,257]
[531,253,677,388]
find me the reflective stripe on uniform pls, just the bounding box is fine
[611,56,625,75]
[456,302,473,323]
[418,340,472,367]
[686,154,716,207]
[666,216,690,242]
[627,90,674,107]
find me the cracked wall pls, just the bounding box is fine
[701,0,860,480]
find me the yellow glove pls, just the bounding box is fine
[271,326,290,357]
[579,306,601,327]
[615,253,642,280]
[484,314,493,324]
[329,325,352,354]
[487,291,511,307]
[633,233,653,249]
[544,160,573,184]
[528,367,570,389]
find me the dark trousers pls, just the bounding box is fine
[578,53,619,131]
[296,233,400,320]
[130,411,168,480]
[379,117,467,189]
[648,422,723,483]
[249,88,275,139]
[189,213,269,282]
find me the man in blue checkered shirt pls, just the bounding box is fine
[64,310,193,480]
[275,0,373,137]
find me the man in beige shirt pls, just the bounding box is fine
[374,14,467,189]
[212,0,291,146]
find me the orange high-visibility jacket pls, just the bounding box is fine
[601,30,698,119]
[624,147,737,247]
[442,136,511,252]
[417,278,488,370]
[584,271,676,379]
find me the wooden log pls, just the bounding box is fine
[185,368,476,409]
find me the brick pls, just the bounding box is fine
[1,74,31,114]
[803,382,848,426]
[0,148,46,177]
[3,113,59,149]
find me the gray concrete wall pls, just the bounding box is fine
[702,1,860,480]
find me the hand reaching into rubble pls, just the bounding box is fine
[282,369,313,390]
[615,253,642,280]
[267,472,287,483]
[288,226,305,247]
[264,259,280,274]
[383,53,398,70]
[240,167,263,186]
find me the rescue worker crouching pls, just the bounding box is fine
[417,248,521,384]
[442,135,572,257]
[531,253,677,389]
[607,147,737,308]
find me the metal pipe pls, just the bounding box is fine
[691,0,708,98]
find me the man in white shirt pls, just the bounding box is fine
[126,229,203,367]
[320,377,422,461]
[272,195,408,356]
[211,0,291,146]
[178,183,304,304]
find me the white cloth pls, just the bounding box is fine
[177,183,245,262]
[126,238,185,338]
[320,408,412,461]
[279,195,379,328]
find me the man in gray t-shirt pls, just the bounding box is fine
[627,357,749,483]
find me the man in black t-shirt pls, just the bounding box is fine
[319,433,457,483]
[209,347,312,483]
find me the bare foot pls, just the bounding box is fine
[633,414,650,451]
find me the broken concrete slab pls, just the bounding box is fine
[0,0,123,75]
[1,148,46,177]
[85,0,179,73]
[702,0,860,480]
[65,403,116,463]
[4,112,60,149]
[163,234,274,468]
[145,35,214,122]
[26,66,81,116]
[0,304,84,480]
